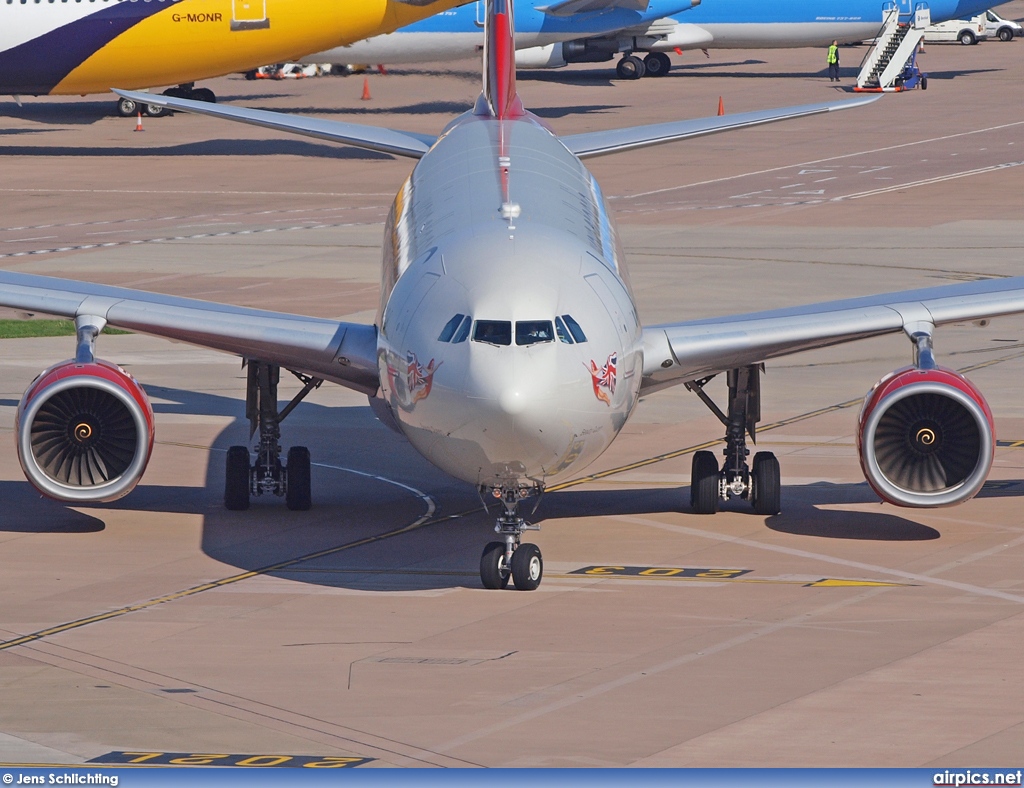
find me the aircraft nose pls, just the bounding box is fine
[498,387,529,416]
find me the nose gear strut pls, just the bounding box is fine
[224,359,322,511]
[686,365,781,516]
[479,482,544,590]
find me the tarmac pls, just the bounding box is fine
[1,12,1024,767]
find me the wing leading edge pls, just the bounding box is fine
[0,271,379,395]
[641,276,1024,394]
[561,95,880,159]
[112,90,436,159]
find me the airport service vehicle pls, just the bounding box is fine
[5,0,1024,592]
[301,0,1007,80]
[924,14,988,43]
[983,9,1023,40]
[0,0,463,116]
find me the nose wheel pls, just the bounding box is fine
[479,483,543,590]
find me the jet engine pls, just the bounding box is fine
[16,360,154,503]
[858,366,993,507]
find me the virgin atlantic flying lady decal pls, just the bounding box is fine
[587,353,617,406]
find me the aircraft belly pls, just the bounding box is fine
[305,32,483,65]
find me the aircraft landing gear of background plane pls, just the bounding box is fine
[480,483,543,590]
[224,360,322,511]
[115,83,216,118]
[615,52,671,80]
[686,365,782,516]
[643,52,672,77]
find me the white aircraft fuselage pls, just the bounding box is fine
[376,113,643,488]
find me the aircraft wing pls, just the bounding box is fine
[561,96,879,159]
[0,271,380,395]
[640,277,1024,394]
[113,90,436,160]
[538,0,649,16]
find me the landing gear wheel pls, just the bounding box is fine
[511,543,543,590]
[116,97,138,117]
[690,450,720,514]
[616,55,646,80]
[643,52,671,77]
[751,451,781,516]
[959,30,976,45]
[225,446,251,510]
[285,446,311,511]
[998,27,1013,41]
[144,103,167,118]
[920,75,928,90]
[191,88,216,103]
[480,541,511,589]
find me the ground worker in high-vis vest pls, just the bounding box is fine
[827,40,840,82]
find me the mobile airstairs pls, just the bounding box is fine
[855,2,930,92]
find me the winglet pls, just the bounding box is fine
[479,0,524,119]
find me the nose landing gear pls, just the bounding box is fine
[479,483,543,590]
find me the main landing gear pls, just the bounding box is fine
[115,83,216,118]
[224,360,323,512]
[615,52,672,80]
[686,365,781,516]
[479,483,543,590]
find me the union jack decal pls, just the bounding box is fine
[405,352,440,404]
[587,353,617,406]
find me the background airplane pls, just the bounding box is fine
[0,0,466,116]
[4,0,1024,592]
[300,0,1011,79]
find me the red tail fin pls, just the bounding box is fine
[482,0,524,119]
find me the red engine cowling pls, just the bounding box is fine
[858,366,994,507]
[16,360,155,503]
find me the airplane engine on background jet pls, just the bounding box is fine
[857,367,994,507]
[16,360,155,503]
[515,40,618,69]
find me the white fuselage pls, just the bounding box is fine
[375,112,644,489]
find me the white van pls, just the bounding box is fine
[984,9,1023,41]
[924,15,988,44]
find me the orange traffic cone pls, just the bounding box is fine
[134,112,145,132]
[717,96,724,116]
[360,77,371,101]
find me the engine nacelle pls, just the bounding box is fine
[16,360,155,503]
[515,43,568,69]
[858,366,994,507]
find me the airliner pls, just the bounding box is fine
[0,0,465,116]
[3,0,1024,592]
[301,0,1008,79]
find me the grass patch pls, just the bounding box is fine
[0,320,131,339]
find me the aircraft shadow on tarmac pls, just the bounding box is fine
[8,383,1022,589]
[0,139,391,159]
[0,97,292,125]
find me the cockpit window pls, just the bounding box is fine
[473,320,512,346]
[452,315,472,343]
[554,316,572,344]
[438,314,465,342]
[516,321,554,346]
[561,314,587,343]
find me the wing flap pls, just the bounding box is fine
[642,277,1024,393]
[113,89,435,159]
[562,96,880,159]
[0,271,379,394]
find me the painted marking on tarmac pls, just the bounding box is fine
[832,160,1024,201]
[620,120,1024,199]
[570,565,909,587]
[88,752,372,768]
[0,462,438,653]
